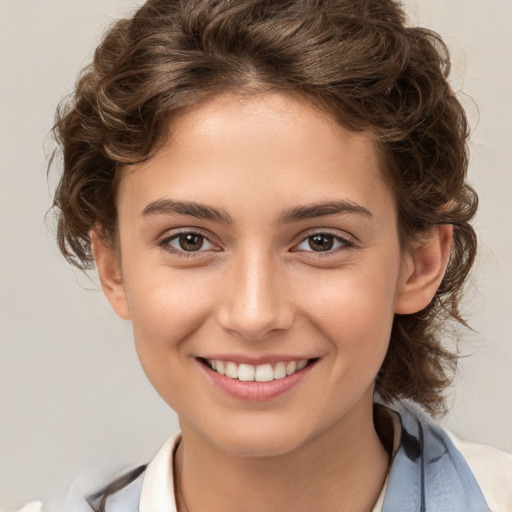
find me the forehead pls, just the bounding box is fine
[117,92,394,224]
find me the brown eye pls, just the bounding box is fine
[178,233,204,251]
[308,234,335,252]
[294,232,352,254]
[165,232,216,253]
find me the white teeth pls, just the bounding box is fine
[225,361,238,379]
[255,364,274,382]
[216,360,226,375]
[238,363,255,382]
[274,362,287,380]
[286,361,297,375]
[207,358,311,381]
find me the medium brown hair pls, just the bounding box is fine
[51,0,477,415]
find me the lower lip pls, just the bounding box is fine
[199,360,316,401]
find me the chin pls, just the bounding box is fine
[217,431,306,458]
[195,413,315,459]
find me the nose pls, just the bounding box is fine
[216,250,294,341]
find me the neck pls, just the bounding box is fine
[175,400,390,512]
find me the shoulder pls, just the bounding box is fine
[39,463,148,512]
[445,429,512,512]
[35,433,181,512]
[387,400,512,512]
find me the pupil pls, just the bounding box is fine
[179,233,203,251]
[309,234,333,251]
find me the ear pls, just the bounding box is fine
[395,224,453,315]
[90,229,131,320]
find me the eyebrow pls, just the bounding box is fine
[279,200,372,223]
[141,199,233,224]
[141,198,372,224]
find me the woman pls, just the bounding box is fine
[42,0,512,510]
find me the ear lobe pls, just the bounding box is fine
[395,224,453,315]
[90,229,131,320]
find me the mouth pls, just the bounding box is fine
[199,358,315,382]
[197,356,319,401]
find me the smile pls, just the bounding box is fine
[205,359,309,382]
[198,357,318,401]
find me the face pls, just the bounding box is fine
[106,93,418,457]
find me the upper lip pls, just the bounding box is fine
[197,355,318,365]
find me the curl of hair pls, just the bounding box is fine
[51,0,477,417]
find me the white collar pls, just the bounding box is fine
[139,433,181,512]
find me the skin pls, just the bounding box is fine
[92,92,452,512]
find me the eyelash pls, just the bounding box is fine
[292,231,355,256]
[159,230,355,258]
[159,230,218,258]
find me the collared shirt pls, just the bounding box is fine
[106,402,512,512]
[32,401,512,512]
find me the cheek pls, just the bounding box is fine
[122,268,217,381]
[298,263,399,369]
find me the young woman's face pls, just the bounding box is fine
[111,92,413,456]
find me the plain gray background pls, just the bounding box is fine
[1,0,511,509]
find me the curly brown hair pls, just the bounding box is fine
[50,0,477,416]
